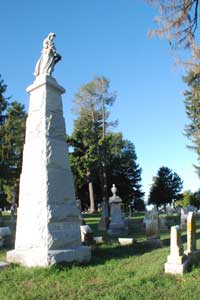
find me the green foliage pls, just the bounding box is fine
[176,190,194,207]
[105,133,144,210]
[148,166,183,207]
[69,76,144,210]
[183,71,200,176]
[0,75,26,205]
[190,189,200,208]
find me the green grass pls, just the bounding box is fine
[0,213,199,300]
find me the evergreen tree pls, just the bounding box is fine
[72,76,116,211]
[0,75,26,205]
[0,75,9,181]
[105,133,145,210]
[183,71,200,175]
[2,101,26,203]
[68,129,144,210]
[148,166,183,208]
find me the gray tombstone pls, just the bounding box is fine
[107,184,127,236]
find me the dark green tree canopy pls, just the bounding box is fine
[0,75,26,205]
[148,166,183,207]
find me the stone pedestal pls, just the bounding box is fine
[107,185,127,236]
[7,75,91,267]
[165,226,189,275]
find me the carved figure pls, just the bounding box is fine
[34,33,61,77]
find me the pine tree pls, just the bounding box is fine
[2,101,26,203]
[0,75,9,180]
[105,133,145,210]
[72,76,116,211]
[148,166,183,208]
[0,75,26,205]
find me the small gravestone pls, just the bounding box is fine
[107,184,127,236]
[180,208,188,230]
[185,212,196,256]
[128,205,132,217]
[166,205,175,228]
[0,227,11,248]
[159,215,168,231]
[145,210,160,241]
[175,206,182,216]
[165,225,189,275]
[118,238,135,246]
[98,200,109,231]
[166,205,174,217]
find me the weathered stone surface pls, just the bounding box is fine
[118,238,135,246]
[159,216,168,231]
[107,185,127,237]
[144,210,160,240]
[98,201,109,231]
[7,75,91,266]
[180,208,188,230]
[165,225,190,275]
[185,212,196,255]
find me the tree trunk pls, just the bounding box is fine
[88,181,95,213]
[87,168,95,213]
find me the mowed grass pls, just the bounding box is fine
[0,213,199,300]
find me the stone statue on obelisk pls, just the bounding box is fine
[7,34,91,267]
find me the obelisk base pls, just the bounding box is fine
[7,245,91,267]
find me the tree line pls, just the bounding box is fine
[1,73,200,210]
[0,75,145,211]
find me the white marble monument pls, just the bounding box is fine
[107,184,127,236]
[7,33,91,267]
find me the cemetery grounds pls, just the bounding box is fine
[0,212,199,300]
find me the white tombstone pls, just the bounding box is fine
[107,184,127,236]
[165,225,189,275]
[7,35,91,267]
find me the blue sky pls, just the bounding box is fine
[0,0,199,200]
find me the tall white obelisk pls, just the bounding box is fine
[7,33,91,267]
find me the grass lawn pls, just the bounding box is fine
[0,213,199,300]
